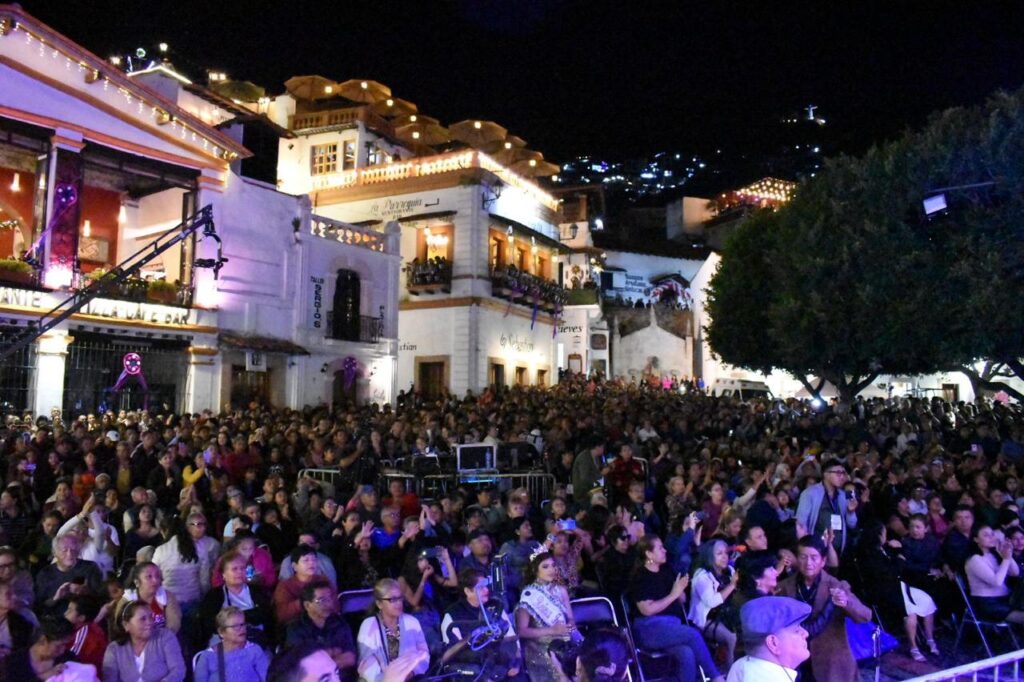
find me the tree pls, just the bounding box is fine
[707,86,1024,402]
[707,140,963,403]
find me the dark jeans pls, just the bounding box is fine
[634,615,720,682]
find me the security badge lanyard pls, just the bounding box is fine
[826,491,843,532]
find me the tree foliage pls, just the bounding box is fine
[706,86,1024,401]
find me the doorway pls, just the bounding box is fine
[331,269,361,341]
[230,365,271,407]
[489,362,505,388]
[418,361,446,399]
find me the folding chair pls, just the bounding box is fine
[571,596,633,681]
[952,573,1020,657]
[618,593,679,682]
[338,588,375,634]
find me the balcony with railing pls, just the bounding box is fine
[404,257,451,295]
[490,264,567,313]
[310,214,397,254]
[289,105,395,137]
[325,310,385,343]
[0,261,194,308]
[309,149,561,213]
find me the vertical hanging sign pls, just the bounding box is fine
[41,149,83,288]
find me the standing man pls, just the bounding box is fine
[777,536,871,682]
[572,440,609,508]
[796,458,857,555]
[727,596,811,682]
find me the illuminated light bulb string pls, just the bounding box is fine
[0,17,236,162]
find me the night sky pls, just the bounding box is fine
[17,1,1024,163]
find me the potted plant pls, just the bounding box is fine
[0,258,34,286]
[146,279,178,304]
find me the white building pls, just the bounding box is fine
[267,81,567,397]
[0,7,398,417]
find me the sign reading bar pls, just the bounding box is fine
[81,299,193,326]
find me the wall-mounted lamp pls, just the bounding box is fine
[82,220,91,238]
[9,173,20,193]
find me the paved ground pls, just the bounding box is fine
[856,622,1020,681]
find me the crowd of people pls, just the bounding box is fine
[0,372,1022,681]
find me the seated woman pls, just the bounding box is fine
[356,578,430,682]
[688,540,738,670]
[398,546,458,659]
[114,562,182,635]
[965,524,1024,624]
[211,531,276,591]
[856,520,939,662]
[515,551,581,681]
[102,600,185,682]
[732,552,779,613]
[628,536,724,682]
[564,627,632,682]
[199,548,274,649]
[193,606,270,682]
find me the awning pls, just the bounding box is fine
[218,332,309,355]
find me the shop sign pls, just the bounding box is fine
[82,299,193,326]
[0,285,193,326]
[309,276,325,329]
[622,274,649,297]
[500,333,534,353]
[0,286,45,309]
[369,197,435,220]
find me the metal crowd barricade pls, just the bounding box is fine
[903,649,1024,682]
[456,471,556,501]
[297,468,342,488]
[302,466,555,502]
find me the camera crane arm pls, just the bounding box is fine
[0,204,225,361]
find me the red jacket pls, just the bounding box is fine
[71,621,108,671]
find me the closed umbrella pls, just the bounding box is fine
[336,79,391,104]
[449,120,508,148]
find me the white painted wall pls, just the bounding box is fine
[610,307,691,381]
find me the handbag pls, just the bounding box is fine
[846,618,898,661]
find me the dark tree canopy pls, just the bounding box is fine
[706,86,1024,402]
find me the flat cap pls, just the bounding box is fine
[740,596,811,642]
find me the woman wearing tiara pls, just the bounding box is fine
[515,550,581,680]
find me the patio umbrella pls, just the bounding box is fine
[336,79,392,104]
[481,134,528,154]
[395,121,452,146]
[371,97,418,118]
[510,157,560,177]
[489,146,542,167]
[393,114,441,128]
[283,75,336,100]
[450,120,508,148]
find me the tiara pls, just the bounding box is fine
[529,546,548,562]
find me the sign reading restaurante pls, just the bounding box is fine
[0,285,194,327]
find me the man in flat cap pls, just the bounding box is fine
[727,596,811,682]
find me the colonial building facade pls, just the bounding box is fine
[0,6,399,417]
